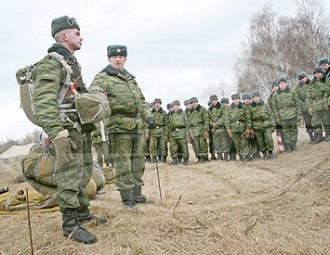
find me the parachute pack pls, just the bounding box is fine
[16,52,111,128]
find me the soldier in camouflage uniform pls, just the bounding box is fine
[219,98,235,160]
[296,72,314,143]
[225,94,252,161]
[242,94,260,160]
[149,98,168,163]
[272,77,302,152]
[187,97,210,163]
[89,45,155,209]
[168,100,189,165]
[144,102,154,162]
[306,67,330,143]
[32,16,105,244]
[250,91,276,160]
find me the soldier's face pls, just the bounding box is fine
[109,55,126,71]
[64,28,83,52]
[279,82,287,90]
[211,99,218,106]
[253,96,260,103]
[314,71,324,80]
[233,98,240,105]
[300,76,308,83]
[320,63,329,72]
[154,102,161,109]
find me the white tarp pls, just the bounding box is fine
[0,143,35,159]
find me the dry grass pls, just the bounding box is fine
[0,136,330,255]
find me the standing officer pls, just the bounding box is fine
[32,16,106,244]
[187,97,210,163]
[150,98,168,163]
[89,45,155,209]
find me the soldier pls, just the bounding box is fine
[32,16,106,244]
[306,67,330,143]
[319,58,330,77]
[225,93,252,161]
[272,77,302,152]
[296,72,314,143]
[207,100,216,160]
[150,98,169,163]
[168,100,189,165]
[220,98,234,160]
[187,97,210,163]
[143,102,154,163]
[89,45,155,209]
[250,91,276,160]
[242,93,260,160]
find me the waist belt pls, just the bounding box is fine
[112,111,137,118]
[172,127,185,131]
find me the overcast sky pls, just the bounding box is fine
[1,0,328,142]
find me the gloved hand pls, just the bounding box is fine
[245,128,252,138]
[203,131,209,139]
[146,117,155,129]
[52,130,77,167]
[296,113,302,122]
[307,107,313,116]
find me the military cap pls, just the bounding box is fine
[271,81,278,88]
[153,98,162,104]
[183,99,190,106]
[313,67,324,74]
[251,91,261,98]
[51,16,80,38]
[277,77,288,84]
[319,58,329,65]
[221,98,230,104]
[242,94,251,100]
[166,103,173,110]
[297,71,308,80]
[107,45,128,57]
[231,93,240,100]
[172,100,180,106]
[190,97,198,103]
[209,94,218,101]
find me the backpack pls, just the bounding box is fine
[16,52,111,127]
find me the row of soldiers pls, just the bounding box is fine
[92,57,330,167]
[139,57,330,164]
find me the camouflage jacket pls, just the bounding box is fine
[150,107,168,137]
[187,104,209,136]
[225,102,251,132]
[32,44,87,139]
[89,65,152,134]
[208,102,226,130]
[271,87,301,121]
[168,108,187,139]
[306,76,328,112]
[249,100,275,130]
[295,79,311,112]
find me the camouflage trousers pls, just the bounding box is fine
[231,131,248,156]
[191,135,208,158]
[212,128,231,154]
[311,109,330,135]
[143,139,151,157]
[302,110,313,133]
[280,118,298,144]
[109,133,145,190]
[169,137,189,160]
[254,128,274,152]
[150,135,167,159]
[57,130,93,212]
[247,136,259,155]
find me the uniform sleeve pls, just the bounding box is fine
[32,59,64,139]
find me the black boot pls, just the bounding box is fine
[196,156,202,163]
[217,153,224,160]
[312,133,324,144]
[262,151,268,160]
[119,189,137,209]
[161,156,167,163]
[324,131,330,142]
[267,150,274,160]
[171,158,179,165]
[182,159,188,166]
[202,156,209,163]
[307,132,315,144]
[224,153,230,161]
[210,154,217,160]
[230,153,236,161]
[62,209,97,244]
[145,155,151,163]
[77,207,107,224]
[284,143,292,153]
[132,186,155,204]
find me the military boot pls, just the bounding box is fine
[119,189,137,209]
[230,153,236,161]
[312,133,324,144]
[77,207,107,224]
[161,156,167,163]
[324,131,330,142]
[262,151,268,160]
[132,186,155,204]
[217,153,224,160]
[196,156,202,163]
[284,143,292,153]
[145,155,151,163]
[267,150,274,160]
[171,158,179,165]
[239,155,245,161]
[62,209,97,244]
[182,159,188,166]
[307,132,315,144]
[202,156,209,163]
[223,153,230,161]
[210,153,217,160]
